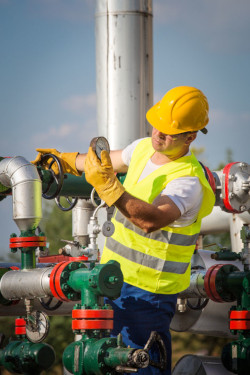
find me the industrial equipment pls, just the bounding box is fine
[0,152,249,374]
[0,1,250,374]
[0,153,168,374]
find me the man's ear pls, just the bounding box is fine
[185,132,197,145]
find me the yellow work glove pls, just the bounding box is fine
[31,148,80,176]
[85,147,125,207]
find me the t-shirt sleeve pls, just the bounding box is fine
[121,138,146,166]
[161,177,203,215]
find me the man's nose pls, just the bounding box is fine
[155,129,166,137]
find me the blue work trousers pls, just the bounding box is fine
[106,282,177,375]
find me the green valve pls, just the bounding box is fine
[0,340,55,374]
[222,338,250,375]
[63,337,124,375]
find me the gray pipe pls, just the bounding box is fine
[0,156,42,232]
[95,0,153,149]
[0,267,52,300]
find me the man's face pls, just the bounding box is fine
[151,127,190,156]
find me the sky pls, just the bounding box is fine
[0,0,250,257]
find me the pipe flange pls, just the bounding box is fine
[222,162,250,213]
[72,308,114,331]
[204,263,239,302]
[9,236,46,249]
[230,310,250,331]
[49,261,86,302]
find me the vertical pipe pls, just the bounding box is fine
[95,0,153,150]
[72,199,95,246]
[0,157,42,232]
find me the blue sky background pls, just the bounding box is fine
[0,0,250,257]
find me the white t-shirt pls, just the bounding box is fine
[121,138,203,227]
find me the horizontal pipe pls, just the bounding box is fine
[0,268,52,300]
[42,172,126,198]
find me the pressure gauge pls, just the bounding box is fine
[102,220,115,237]
[26,311,50,343]
[90,137,110,160]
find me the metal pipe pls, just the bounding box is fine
[72,199,95,246]
[0,268,52,300]
[171,250,243,338]
[0,157,42,232]
[0,298,76,317]
[172,355,233,375]
[95,0,153,149]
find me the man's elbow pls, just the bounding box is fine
[141,222,159,234]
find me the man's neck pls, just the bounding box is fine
[151,148,190,165]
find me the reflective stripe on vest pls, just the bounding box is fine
[106,237,189,274]
[115,210,199,247]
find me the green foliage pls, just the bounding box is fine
[43,315,73,374]
[171,331,231,368]
[190,146,206,164]
[216,148,234,170]
[203,232,231,252]
[39,199,73,254]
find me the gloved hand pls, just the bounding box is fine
[85,147,125,206]
[31,148,80,176]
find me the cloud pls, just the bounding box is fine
[154,0,250,53]
[61,93,96,114]
[30,123,79,144]
[30,92,98,152]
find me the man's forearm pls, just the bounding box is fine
[75,153,87,174]
[76,150,128,174]
[114,192,180,233]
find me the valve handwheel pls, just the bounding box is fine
[143,331,167,371]
[55,195,78,211]
[39,153,64,200]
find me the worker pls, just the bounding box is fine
[33,86,215,374]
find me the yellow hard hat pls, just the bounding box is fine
[146,86,209,135]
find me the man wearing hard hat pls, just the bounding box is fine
[34,86,215,374]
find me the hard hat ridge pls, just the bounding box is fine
[146,86,209,135]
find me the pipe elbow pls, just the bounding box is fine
[0,156,42,232]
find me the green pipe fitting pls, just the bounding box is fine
[10,230,39,270]
[20,249,36,270]
[63,336,133,375]
[0,339,55,374]
[67,260,123,306]
[222,337,250,375]
[211,250,242,261]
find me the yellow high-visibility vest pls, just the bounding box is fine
[101,138,215,294]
